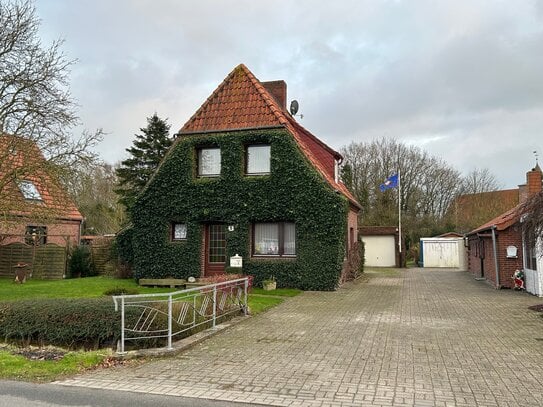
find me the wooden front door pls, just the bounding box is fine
[205,224,226,276]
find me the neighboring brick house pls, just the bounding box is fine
[128,64,361,290]
[0,134,83,247]
[466,165,542,288]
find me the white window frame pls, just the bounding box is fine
[18,180,42,201]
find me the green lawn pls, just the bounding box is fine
[0,276,173,301]
[0,276,301,381]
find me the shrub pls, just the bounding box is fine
[68,245,97,278]
[103,287,140,296]
[0,298,130,349]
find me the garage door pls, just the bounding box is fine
[361,235,396,267]
[421,239,461,268]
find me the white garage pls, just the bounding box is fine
[420,237,467,269]
[361,234,397,267]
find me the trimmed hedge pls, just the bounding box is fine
[0,298,129,349]
[126,128,348,290]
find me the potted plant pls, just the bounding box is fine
[262,276,276,291]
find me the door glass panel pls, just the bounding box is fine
[208,224,226,263]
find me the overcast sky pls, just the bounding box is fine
[35,0,543,189]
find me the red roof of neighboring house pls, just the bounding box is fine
[0,134,83,221]
[179,64,360,209]
[468,204,522,234]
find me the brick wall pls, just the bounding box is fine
[347,207,358,250]
[496,225,524,288]
[467,227,523,288]
[0,219,80,246]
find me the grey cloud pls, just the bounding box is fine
[35,0,543,188]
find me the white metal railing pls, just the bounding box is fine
[112,277,249,353]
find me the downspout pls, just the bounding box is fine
[491,226,500,288]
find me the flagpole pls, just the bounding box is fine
[398,169,402,255]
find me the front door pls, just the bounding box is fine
[205,224,226,276]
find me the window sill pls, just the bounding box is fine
[251,255,296,260]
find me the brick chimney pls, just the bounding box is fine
[527,163,542,197]
[262,80,287,110]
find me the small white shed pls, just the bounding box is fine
[420,237,467,269]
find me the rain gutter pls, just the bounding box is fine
[491,225,500,288]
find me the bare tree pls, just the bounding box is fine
[340,138,465,248]
[459,168,502,195]
[0,0,102,219]
[65,162,127,235]
[520,191,543,257]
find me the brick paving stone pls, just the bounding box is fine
[57,268,543,406]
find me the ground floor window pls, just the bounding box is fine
[25,225,47,245]
[171,222,187,241]
[252,222,295,257]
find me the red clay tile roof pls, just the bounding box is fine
[179,64,360,209]
[0,134,83,221]
[468,204,522,234]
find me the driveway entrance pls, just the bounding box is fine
[59,268,543,406]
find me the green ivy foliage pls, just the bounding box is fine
[128,129,349,290]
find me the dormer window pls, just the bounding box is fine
[334,160,340,183]
[18,180,42,201]
[246,145,271,175]
[197,147,221,177]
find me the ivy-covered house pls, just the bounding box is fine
[128,64,361,290]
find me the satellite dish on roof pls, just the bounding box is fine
[290,100,299,116]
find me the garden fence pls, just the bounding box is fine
[113,277,249,353]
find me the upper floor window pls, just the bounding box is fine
[246,145,271,175]
[18,180,42,201]
[197,147,221,177]
[252,222,295,257]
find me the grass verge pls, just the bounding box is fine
[0,346,109,382]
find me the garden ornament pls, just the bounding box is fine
[512,269,525,290]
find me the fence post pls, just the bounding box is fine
[120,297,125,354]
[244,278,248,316]
[167,294,173,350]
[212,285,217,328]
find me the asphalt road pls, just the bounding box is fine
[0,380,261,407]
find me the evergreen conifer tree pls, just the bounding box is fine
[115,114,173,213]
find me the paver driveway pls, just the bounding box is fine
[59,268,543,406]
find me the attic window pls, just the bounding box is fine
[18,180,42,201]
[197,147,221,177]
[246,145,271,175]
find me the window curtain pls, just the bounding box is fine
[247,145,270,174]
[199,148,221,175]
[284,223,296,255]
[254,223,279,255]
